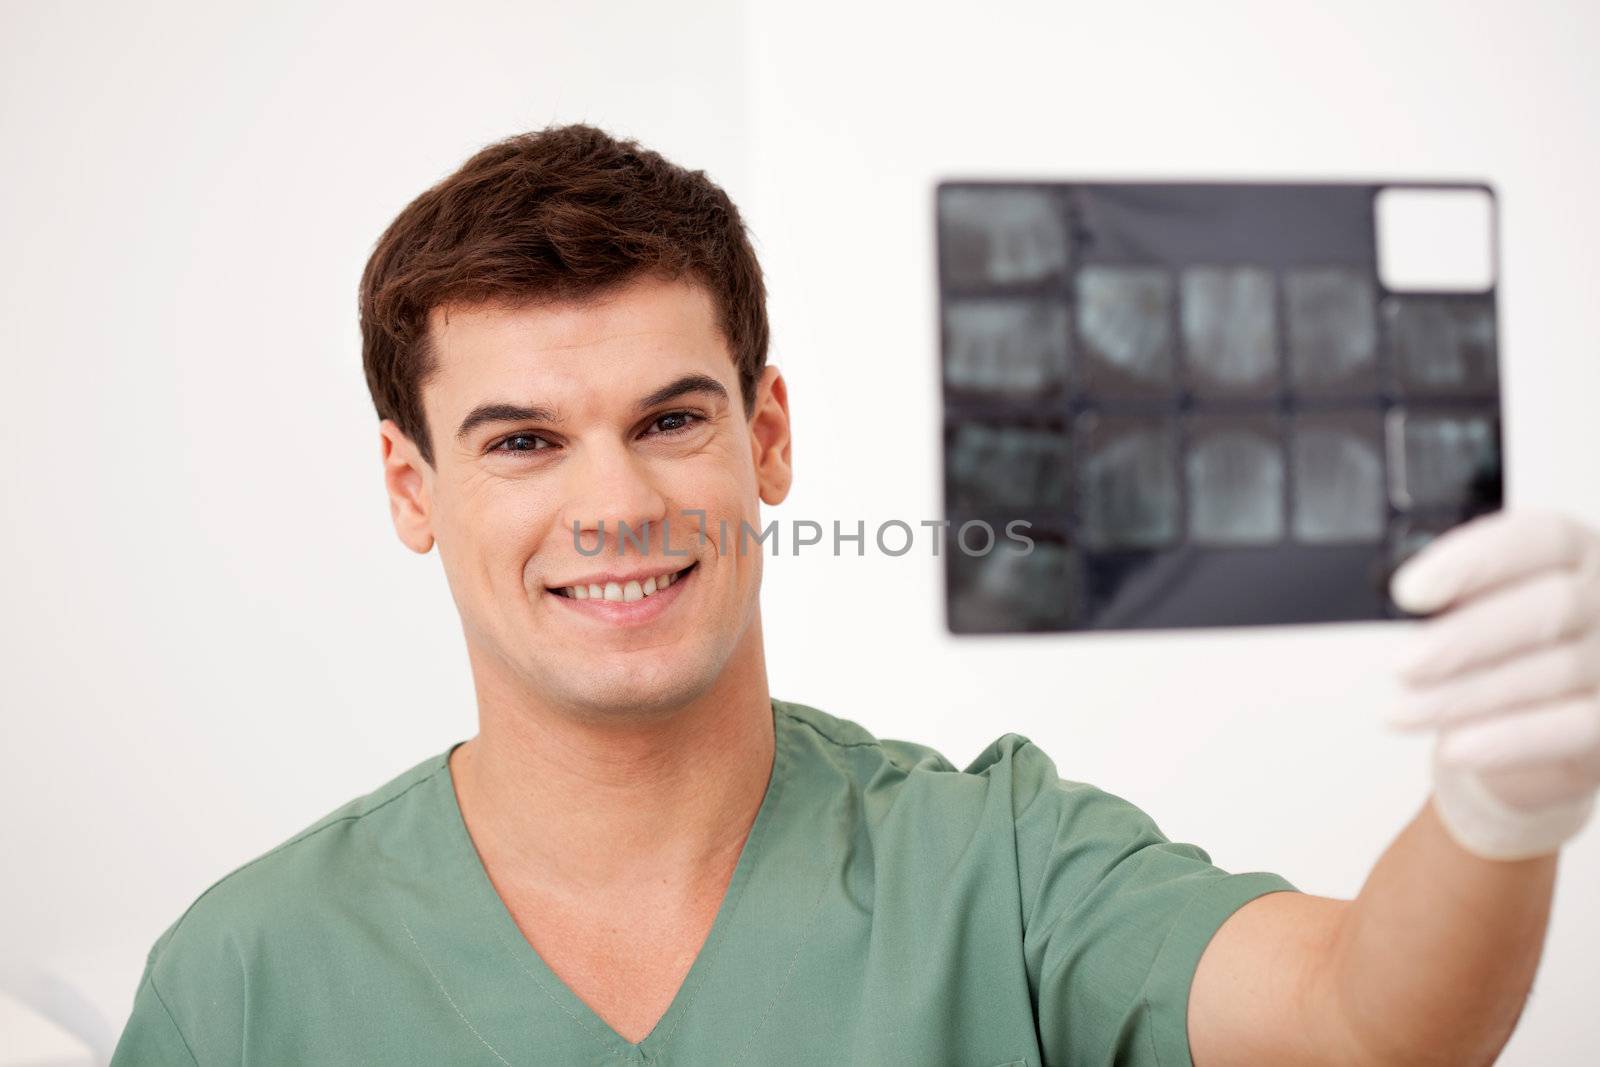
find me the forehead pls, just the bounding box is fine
[423,274,733,405]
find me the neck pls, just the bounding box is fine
[449,619,776,896]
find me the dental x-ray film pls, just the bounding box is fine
[936,181,1502,633]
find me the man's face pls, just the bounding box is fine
[380,273,790,721]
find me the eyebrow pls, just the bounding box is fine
[455,403,561,442]
[635,373,729,412]
[454,373,731,442]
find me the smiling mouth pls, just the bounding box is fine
[548,562,697,603]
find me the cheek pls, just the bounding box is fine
[439,478,560,579]
[673,439,759,510]
[674,478,755,554]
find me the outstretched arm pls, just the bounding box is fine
[1189,801,1555,1066]
[1189,510,1600,1066]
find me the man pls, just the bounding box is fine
[111,123,1600,1066]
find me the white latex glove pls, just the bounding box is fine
[1387,509,1600,861]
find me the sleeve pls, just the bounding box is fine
[110,908,247,1067]
[1009,737,1298,1067]
[109,967,202,1067]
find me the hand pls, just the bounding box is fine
[1387,509,1600,860]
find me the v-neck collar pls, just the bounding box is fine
[401,700,803,1064]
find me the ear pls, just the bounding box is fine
[379,419,436,554]
[749,365,792,506]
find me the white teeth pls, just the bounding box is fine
[562,567,688,602]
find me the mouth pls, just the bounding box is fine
[544,561,697,625]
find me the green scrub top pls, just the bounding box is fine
[110,699,1298,1066]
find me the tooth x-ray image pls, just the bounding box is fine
[937,182,1503,633]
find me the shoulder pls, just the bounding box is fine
[141,748,453,984]
[772,698,1059,836]
[774,698,963,769]
[774,697,1053,797]
[772,699,1218,884]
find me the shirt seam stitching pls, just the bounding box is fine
[728,859,831,1067]
[146,972,202,1067]
[779,705,943,773]
[779,707,883,750]
[484,905,627,1059]
[149,764,447,968]
[1142,996,1172,1067]
[399,915,517,1066]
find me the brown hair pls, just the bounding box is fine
[358,123,769,466]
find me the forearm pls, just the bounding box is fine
[1326,795,1557,1066]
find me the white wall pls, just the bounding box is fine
[2,0,1595,1062]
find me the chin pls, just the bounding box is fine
[546,648,724,720]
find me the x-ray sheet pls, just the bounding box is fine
[936,181,1502,633]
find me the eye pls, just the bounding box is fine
[490,432,555,454]
[644,410,704,436]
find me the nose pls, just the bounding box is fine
[558,438,670,559]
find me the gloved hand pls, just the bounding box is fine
[1387,509,1600,861]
